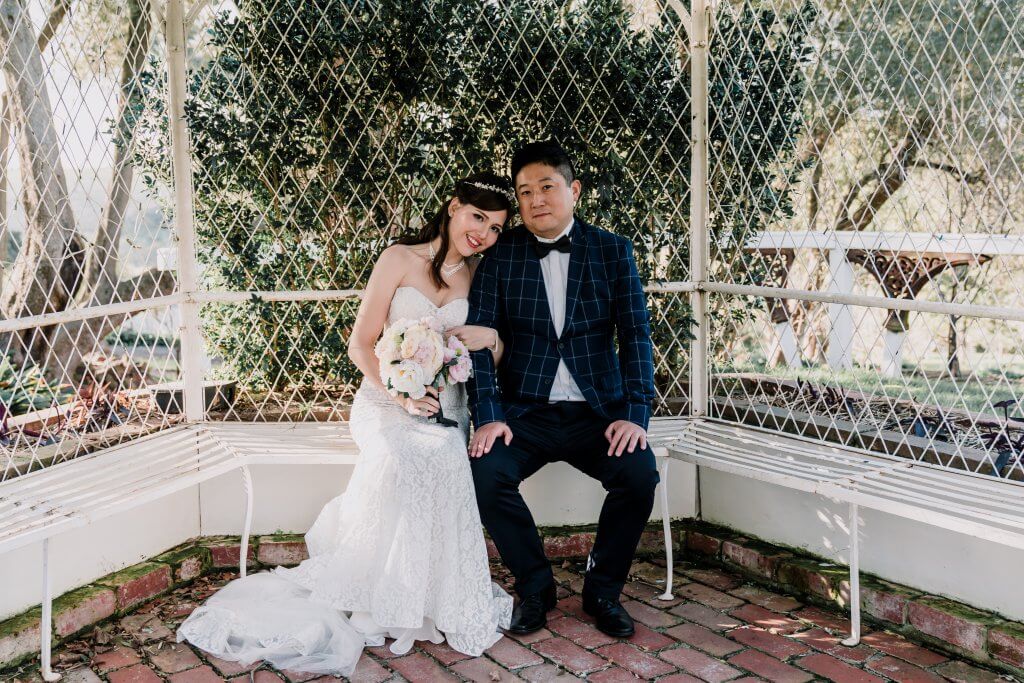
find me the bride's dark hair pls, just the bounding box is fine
[395,171,515,290]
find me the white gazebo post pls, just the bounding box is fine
[772,320,802,369]
[687,0,709,421]
[165,0,205,421]
[826,246,855,371]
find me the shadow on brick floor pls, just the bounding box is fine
[3,558,1016,683]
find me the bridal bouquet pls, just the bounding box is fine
[375,316,473,427]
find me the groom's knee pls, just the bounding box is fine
[614,449,660,499]
[470,447,522,500]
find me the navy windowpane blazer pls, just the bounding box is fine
[466,217,656,430]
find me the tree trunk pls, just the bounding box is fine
[44,0,157,380]
[0,0,85,368]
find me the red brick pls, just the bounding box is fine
[678,583,746,610]
[92,645,142,673]
[204,540,257,568]
[728,627,810,660]
[507,627,553,645]
[450,657,521,682]
[543,532,595,558]
[167,665,223,683]
[789,628,873,664]
[666,623,744,657]
[204,654,259,676]
[485,538,500,559]
[776,560,848,604]
[660,646,742,682]
[671,602,742,632]
[933,660,1007,683]
[389,652,460,681]
[556,595,588,620]
[53,587,116,638]
[866,655,946,683]
[861,581,915,625]
[246,672,284,683]
[486,636,544,669]
[588,666,644,682]
[145,643,202,674]
[281,668,319,682]
[256,537,309,566]
[861,631,948,667]
[595,642,676,679]
[533,636,607,675]
[722,540,789,580]
[727,650,813,683]
[908,597,994,654]
[366,643,402,659]
[687,531,723,558]
[347,654,391,683]
[623,599,682,628]
[797,653,884,683]
[660,675,708,683]
[419,639,473,666]
[682,568,743,591]
[623,580,665,602]
[987,622,1024,668]
[547,616,615,648]
[106,664,163,683]
[518,663,578,681]
[627,622,676,651]
[728,586,801,613]
[0,610,41,668]
[729,605,805,635]
[98,563,172,613]
[792,607,855,635]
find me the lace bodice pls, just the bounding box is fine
[387,286,469,328]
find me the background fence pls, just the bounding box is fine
[0,0,1021,481]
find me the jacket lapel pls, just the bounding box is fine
[563,218,587,335]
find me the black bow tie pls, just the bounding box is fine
[532,234,572,258]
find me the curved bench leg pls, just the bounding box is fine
[658,458,674,600]
[41,538,61,682]
[240,465,254,578]
[842,502,861,647]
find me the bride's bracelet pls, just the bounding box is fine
[488,330,499,352]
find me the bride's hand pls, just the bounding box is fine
[397,386,440,416]
[447,325,498,352]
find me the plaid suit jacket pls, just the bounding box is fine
[467,217,656,430]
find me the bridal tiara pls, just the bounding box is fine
[465,180,516,204]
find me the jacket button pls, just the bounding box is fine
[557,342,564,350]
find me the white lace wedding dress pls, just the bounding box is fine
[177,287,513,676]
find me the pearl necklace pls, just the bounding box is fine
[428,243,466,277]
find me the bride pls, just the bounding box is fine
[177,172,517,676]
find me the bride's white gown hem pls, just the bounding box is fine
[177,287,513,677]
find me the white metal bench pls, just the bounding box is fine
[662,417,1024,646]
[0,420,680,680]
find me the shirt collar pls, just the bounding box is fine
[535,216,575,244]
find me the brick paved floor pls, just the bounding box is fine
[5,558,1014,683]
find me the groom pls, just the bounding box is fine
[466,140,659,638]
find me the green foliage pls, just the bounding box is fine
[0,357,74,417]
[131,0,810,397]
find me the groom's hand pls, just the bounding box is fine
[605,420,648,457]
[469,422,513,458]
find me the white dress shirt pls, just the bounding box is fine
[536,218,586,402]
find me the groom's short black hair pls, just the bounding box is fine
[510,140,576,186]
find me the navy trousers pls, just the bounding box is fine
[470,402,659,601]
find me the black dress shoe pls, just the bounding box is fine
[583,595,635,637]
[507,584,557,634]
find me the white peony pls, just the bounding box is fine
[387,360,432,398]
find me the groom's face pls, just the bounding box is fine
[515,162,581,239]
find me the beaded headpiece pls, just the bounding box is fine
[465,180,516,204]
